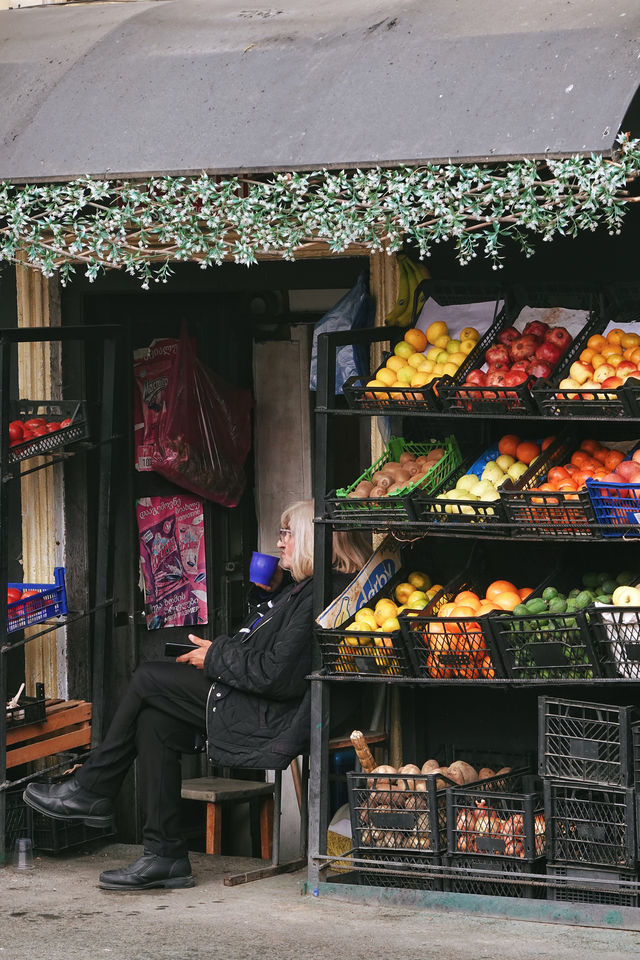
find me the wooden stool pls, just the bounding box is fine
[181,776,275,859]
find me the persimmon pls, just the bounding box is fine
[604,449,625,471]
[580,438,598,453]
[516,441,541,465]
[557,478,579,492]
[498,434,520,458]
[454,590,481,609]
[571,451,590,468]
[621,333,640,349]
[548,466,570,483]
[601,344,622,359]
[580,348,596,364]
[606,328,625,346]
[592,447,609,464]
[541,436,556,451]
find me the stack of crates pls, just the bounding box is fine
[539,696,640,907]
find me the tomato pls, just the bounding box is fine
[21,430,34,441]
[25,419,46,430]
[30,426,48,437]
[60,418,72,427]
[8,421,24,442]
[21,590,39,598]
[45,422,61,433]
[7,588,22,604]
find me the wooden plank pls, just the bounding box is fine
[6,702,92,745]
[7,724,91,768]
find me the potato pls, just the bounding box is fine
[478,767,496,780]
[421,758,441,774]
[448,760,479,785]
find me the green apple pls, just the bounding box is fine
[471,480,498,499]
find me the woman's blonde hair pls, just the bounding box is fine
[280,500,369,582]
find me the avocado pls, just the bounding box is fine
[549,596,567,614]
[574,590,593,610]
[525,598,547,616]
[600,580,618,596]
[582,572,600,589]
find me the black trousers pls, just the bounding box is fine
[76,660,212,858]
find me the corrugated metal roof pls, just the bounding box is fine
[0,0,639,182]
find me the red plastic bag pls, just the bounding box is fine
[150,328,253,507]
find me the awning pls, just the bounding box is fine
[1,0,640,182]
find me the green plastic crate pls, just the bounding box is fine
[327,435,462,520]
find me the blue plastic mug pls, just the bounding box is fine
[249,551,279,588]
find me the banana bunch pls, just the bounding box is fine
[385,254,431,327]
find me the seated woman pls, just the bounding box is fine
[24,500,368,891]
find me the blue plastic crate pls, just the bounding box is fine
[7,567,68,633]
[586,478,640,539]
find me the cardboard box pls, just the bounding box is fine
[315,536,402,629]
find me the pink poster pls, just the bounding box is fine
[136,494,208,630]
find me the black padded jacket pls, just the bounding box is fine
[203,573,350,769]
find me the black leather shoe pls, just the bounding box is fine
[23,777,114,828]
[99,852,195,891]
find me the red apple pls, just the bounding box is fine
[601,376,624,389]
[632,449,640,465]
[485,344,510,367]
[523,320,548,339]
[527,359,553,379]
[615,461,640,483]
[510,336,539,361]
[544,327,572,351]
[617,360,638,377]
[497,326,520,347]
[535,341,563,366]
[558,377,581,399]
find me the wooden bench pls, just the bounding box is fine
[181,776,275,859]
[6,699,92,769]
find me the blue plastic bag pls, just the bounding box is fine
[309,271,374,394]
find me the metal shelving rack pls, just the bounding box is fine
[307,318,640,921]
[0,324,125,865]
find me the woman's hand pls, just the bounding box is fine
[261,564,283,593]
[177,634,212,670]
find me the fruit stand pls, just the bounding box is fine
[307,279,640,928]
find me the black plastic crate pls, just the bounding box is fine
[4,787,33,859]
[447,771,545,861]
[544,779,636,869]
[32,810,115,854]
[445,854,545,898]
[6,682,46,728]
[633,724,640,789]
[316,624,412,678]
[489,609,603,682]
[546,862,640,907]
[538,697,636,787]
[590,606,640,680]
[532,311,638,420]
[355,851,444,891]
[407,455,510,533]
[8,400,91,464]
[499,436,600,539]
[324,435,461,523]
[347,769,450,856]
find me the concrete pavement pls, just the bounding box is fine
[2,843,640,960]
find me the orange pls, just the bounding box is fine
[486,580,518,603]
[438,602,456,618]
[454,590,481,609]
[621,333,640,349]
[518,587,534,600]
[498,434,520,458]
[587,334,607,352]
[386,355,407,373]
[451,604,477,619]
[631,348,640,366]
[477,600,498,615]
[516,441,541,465]
[601,344,622,359]
[548,466,570,483]
[404,328,428,352]
[493,592,522,611]
[580,348,596,364]
[591,354,607,369]
[606,328,625,346]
